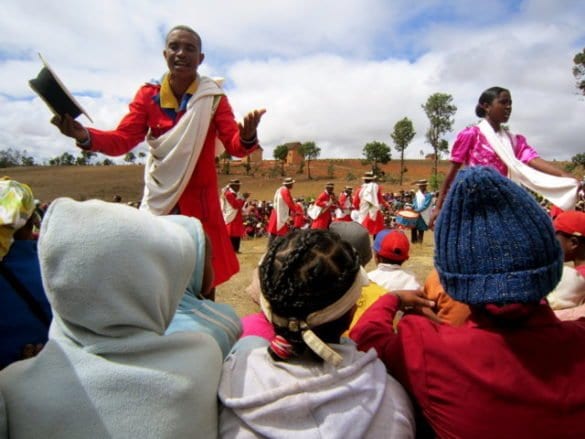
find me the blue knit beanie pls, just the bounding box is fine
[434,166,562,305]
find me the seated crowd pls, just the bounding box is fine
[1,167,585,438]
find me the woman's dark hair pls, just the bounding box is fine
[475,86,510,117]
[260,229,360,356]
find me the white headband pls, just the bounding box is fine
[260,267,369,366]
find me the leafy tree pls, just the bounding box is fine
[572,152,585,168]
[327,160,335,179]
[390,117,416,185]
[273,144,289,176]
[49,152,75,166]
[124,152,136,164]
[75,149,96,166]
[573,48,585,96]
[298,141,321,180]
[0,148,36,168]
[102,158,114,166]
[219,151,231,175]
[362,141,391,176]
[422,92,457,186]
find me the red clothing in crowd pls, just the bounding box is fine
[87,82,257,286]
[335,191,353,222]
[266,186,296,236]
[310,191,336,229]
[353,183,386,235]
[223,188,246,238]
[293,202,306,229]
[350,294,585,439]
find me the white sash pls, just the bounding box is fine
[140,76,225,215]
[220,187,238,224]
[478,119,578,210]
[274,187,291,230]
[358,182,380,222]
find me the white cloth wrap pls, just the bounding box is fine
[140,76,225,215]
[478,119,578,210]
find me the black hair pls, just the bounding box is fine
[165,25,202,50]
[475,86,510,118]
[260,229,360,357]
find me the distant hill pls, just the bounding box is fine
[2,157,576,203]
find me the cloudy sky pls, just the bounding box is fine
[1,0,583,164]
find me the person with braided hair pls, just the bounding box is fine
[218,229,415,438]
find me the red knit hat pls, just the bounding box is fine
[553,210,585,237]
[373,229,410,262]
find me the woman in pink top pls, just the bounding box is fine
[430,86,575,227]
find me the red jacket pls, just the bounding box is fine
[350,294,585,439]
[223,188,246,237]
[266,186,296,236]
[310,191,335,229]
[353,184,386,235]
[87,81,257,286]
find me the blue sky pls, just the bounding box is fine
[0,0,583,164]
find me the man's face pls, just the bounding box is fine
[163,30,204,81]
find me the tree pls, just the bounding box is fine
[124,152,136,164]
[49,152,75,166]
[572,153,585,168]
[422,92,457,187]
[362,141,391,176]
[0,148,36,168]
[219,151,231,175]
[573,48,585,96]
[298,141,321,179]
[273,144,289,176]
[390,117,416,185]
[76,149,96,166]
[102,158,114,166]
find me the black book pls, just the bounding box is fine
[29,53,93,122]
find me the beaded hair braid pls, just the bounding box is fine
[259,229,360,357]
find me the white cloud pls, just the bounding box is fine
[0,0,583,165]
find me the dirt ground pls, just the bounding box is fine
[217,232,436,317]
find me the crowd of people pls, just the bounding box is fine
[3,23,585,438]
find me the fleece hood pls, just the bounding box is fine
[219,341,393,438]
[39,198,197,346]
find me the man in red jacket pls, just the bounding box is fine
[310,182,338,230]
[266,178,296,246]
[221,179,249,253]
[351,167,585,439]
[51,25,265,288]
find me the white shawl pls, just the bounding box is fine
[274,186,291,231]
[221,187,239,225]
[478,119,578,210]
[358,182,380,222]
[140,76,225,215]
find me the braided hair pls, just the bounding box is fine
[259,229,360,360]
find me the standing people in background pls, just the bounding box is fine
[411,179,433,244]
[293,197,307,230]
[0,178,51,369]
[354,171,388,237]
[335,186,354,222]
[266,177,296,246]
[51,25,266,287]
[429,86,579,228]
[221,179,249,254]
[310,182,338,229]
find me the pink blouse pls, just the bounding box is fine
[450,125,539,176]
